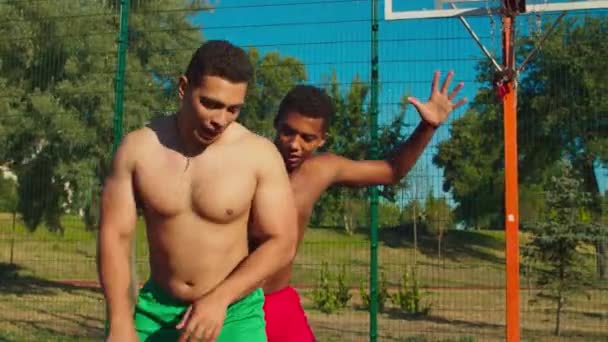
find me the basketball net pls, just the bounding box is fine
[435,0,577,96]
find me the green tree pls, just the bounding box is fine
[240,49,307,138]
[523,164,604,336]
[0,173,17,212]
[0,0,208,232]
[517,17,608,278]
[433,17,608,276]
[311,71,408,230]
[423,191,453,258]
[0,1,308,233]
[432,101,504,230]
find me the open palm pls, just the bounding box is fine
[408,70,467,128]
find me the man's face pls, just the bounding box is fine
[275,111,326,171]
[178,75,247,145]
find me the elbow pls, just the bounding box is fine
[282,230,298,263]
[385,168,400,186]
[284,219,299,262]
[387,161,410,185]
[383,160,399,185]
[286,238,298,262]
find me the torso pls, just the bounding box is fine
[261,154,337,293]
[134,117,259,302]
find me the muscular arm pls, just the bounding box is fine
[97,133,139,328]
[212,140,298,303]
[326,71,465,188]
[327,120,437,187]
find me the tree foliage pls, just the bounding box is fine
[423,191,454,258]
[433,17,607,225]
[0,1,306,233]
[523,164,604,336]
[239,49,306,138]
[310,71,408,229]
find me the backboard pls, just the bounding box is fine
[385,0,608,20]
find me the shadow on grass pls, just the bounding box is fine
[384,308,504,330]
[2,318,103,341]
[0,262,105,340]
[359,224,505,264]
[0,262,100,296]
[313,323,418,342]
[521,326,608,342]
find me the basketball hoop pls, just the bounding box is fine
[381,1,608,341]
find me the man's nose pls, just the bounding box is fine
[210,110,229,130]
[288,136,302,151]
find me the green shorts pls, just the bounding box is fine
[133,280,267,341]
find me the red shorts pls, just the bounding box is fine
[263,286,315,342]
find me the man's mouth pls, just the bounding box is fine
[197,127,219,140]
[287,155,301,163]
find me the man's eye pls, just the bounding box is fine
[281,128,295,136]
[200,98,223,109]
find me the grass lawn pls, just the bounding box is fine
[1,214,606,341]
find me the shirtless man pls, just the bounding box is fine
[97,40,298,342]
[258,71,467,341]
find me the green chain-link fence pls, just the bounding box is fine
[0,0,606,341]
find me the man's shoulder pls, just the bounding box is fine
[308,152,344,165]
[114,125,160,169]
[120,126,157,150]
[230,123,279,154]
[301,152,346,181]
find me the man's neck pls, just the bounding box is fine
[174,113,206,156]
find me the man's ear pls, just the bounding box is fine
[178,76,188,99]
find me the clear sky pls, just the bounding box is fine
[191,0,606,201]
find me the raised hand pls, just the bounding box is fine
[408,70,467,128]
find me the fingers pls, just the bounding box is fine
[431,70,440,94]
[179,328,192,342]
[181,324,218,342]
[194,323,208,342]
[179,319,220,342]
[452,97,468,110]
[448,82,464,100]
[441,70,454,94]
[210,325,221,342]
[407,96,421,107]
[176,305,193,329]
[202,324,219,342]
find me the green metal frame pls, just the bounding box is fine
[106,0,130,335]
[112,0,130,155]
[369,0,380,341]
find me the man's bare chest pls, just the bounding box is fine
[135,153,256,223]
[290,167,333,224]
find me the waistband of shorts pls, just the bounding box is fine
[264,285,298,298]
[140,279,264,307]
[139,279,187,307]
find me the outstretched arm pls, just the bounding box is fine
[327,70,467,187]
[97,133,139,339]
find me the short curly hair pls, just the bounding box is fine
[274,85,334,131]
[185,40,253,86]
